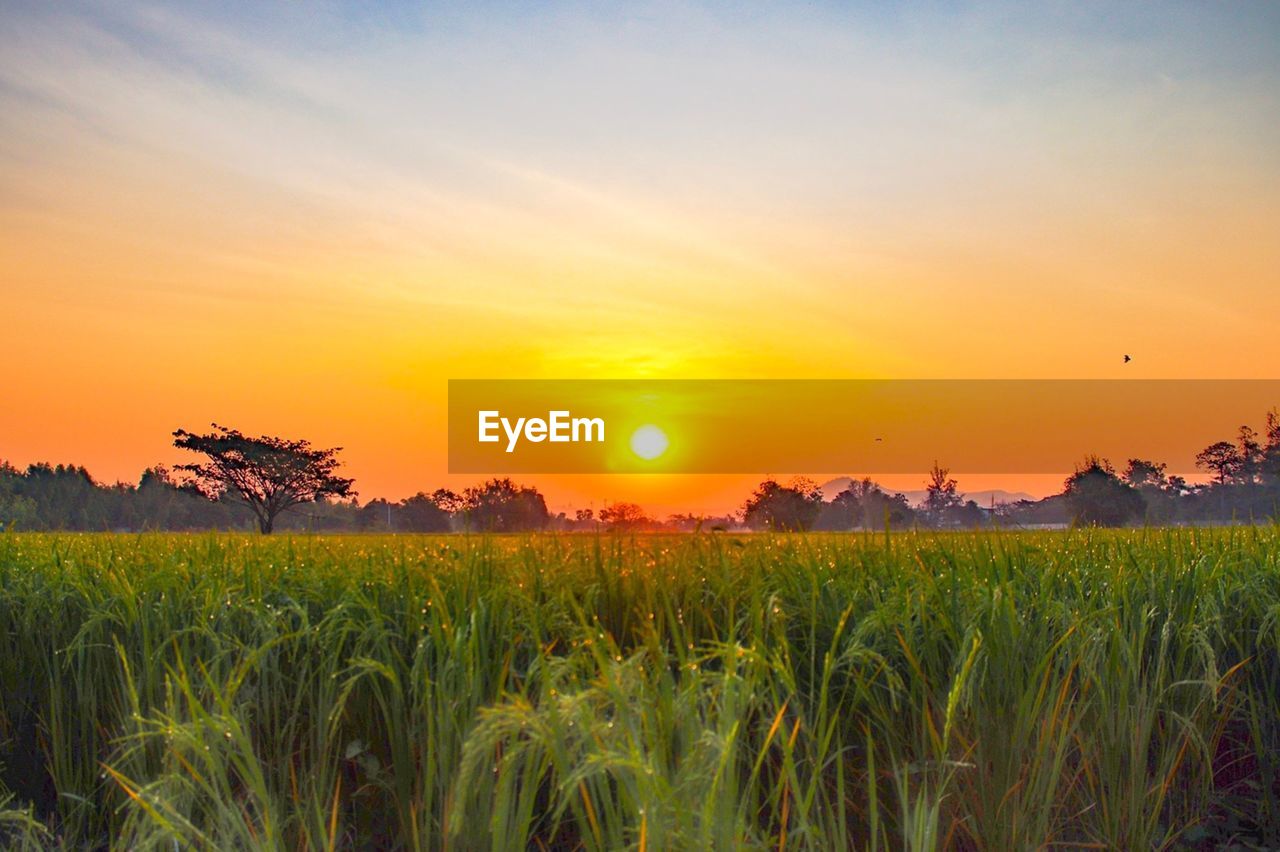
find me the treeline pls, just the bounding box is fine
[3,407,1279,531]
[741,407,1280,530]
[0,467,544,533]
[0,465,243,532]
[0,466,733,533]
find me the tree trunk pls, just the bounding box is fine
[259,515,274,534]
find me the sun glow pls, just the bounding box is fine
[630,425,669,461]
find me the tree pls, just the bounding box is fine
[953,499,985,528]
[1196,441,1243,485]
[924,461,961,522]
[665,512,733,532]
[358,498,397,532]
[398,492,453,532]
[599,502,651,530]
[813,477,917,530]
[1064,456,1144,527]
[814,478,876,530]
[460,478,549,531]
[173,424,355,534]
[0,461,37,531]
[742,477,824,531]
[21,463,110,530]
[860,486,916,529]
[1263,408,1280,482]
[430,488,463,515]
[355,495,450,532]
[133,464,236,531]
[1237,426,1264,484]
[1123,458,1172,523]
[1123,459,1167,490]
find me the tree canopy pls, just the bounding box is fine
[1064,456,1145,527]
[460,478,549,532]
[599,502,652,530]
[173,424,355,534]
[742,477,824,531]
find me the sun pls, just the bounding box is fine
[629,424,669,460]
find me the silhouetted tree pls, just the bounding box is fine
[1237,426,1264,484]
[924,461,962,524]
[460,478,549,531]
[133,464,239,531]
[399,492,453,532]
[1064,456,1144,527]
[599,502,651,530]
[812,477,918,530]
[1196,441,1243,486]
[1263,408,1280,482]
[861,485,916,529]
[173,424,356,534]
[22,463,109,529]
[1123,459,1168,490]
[814,478,871,530]
[665,512,734,532]
[953,499,985,527]
[430,488,462,515]
[742,477,824,531]
[0,462,37,530]
[1123,458,1173,523]
[358,498,396,531]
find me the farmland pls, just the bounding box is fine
[1,529,1278,849]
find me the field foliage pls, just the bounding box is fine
[1,529,1278,849]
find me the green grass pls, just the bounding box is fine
[0,529,1277,849]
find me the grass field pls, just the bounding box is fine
[1,529,1278,850]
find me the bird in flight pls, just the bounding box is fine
[1123,354,1131,363]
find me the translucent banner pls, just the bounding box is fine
[447,380,1280,474]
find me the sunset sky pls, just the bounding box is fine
[3,2,1279,515]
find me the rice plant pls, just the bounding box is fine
[0,528,1276,848]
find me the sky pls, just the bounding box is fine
[2,1,1279,515]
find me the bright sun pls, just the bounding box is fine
[629,424,669,460]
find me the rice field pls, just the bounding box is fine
[1,529,1278,849]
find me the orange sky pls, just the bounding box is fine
[2,2,1278,515]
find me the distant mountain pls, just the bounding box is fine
[818,477,1036,507]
